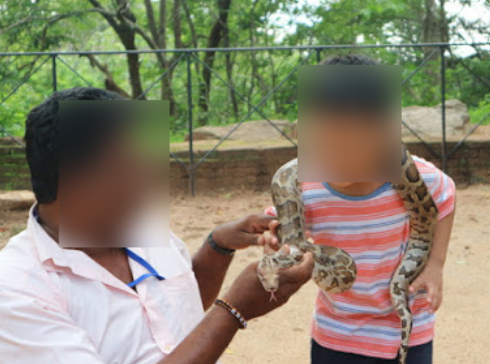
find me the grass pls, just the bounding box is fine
[469,100,490,125]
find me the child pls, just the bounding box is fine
[267,54,456,364]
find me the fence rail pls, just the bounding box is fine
[1,42,490,195]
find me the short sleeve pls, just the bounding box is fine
[413,156,456,221]
[169,230,193,266]
[0,286,105,364]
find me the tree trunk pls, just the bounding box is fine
[87,0,145,99]
[223,18,238,121]
[247,0,259,115]
[421,0,444,104]
[124,41,145,99]
[422,0,440,60]
[198,0,233,126]
[183,0,200,76]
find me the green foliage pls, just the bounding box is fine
[470,94,490,125]
[0,0,489,141]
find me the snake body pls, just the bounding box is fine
[257,144,438,364]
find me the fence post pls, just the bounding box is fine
[186,52,195,196]
[316,48,321,64]
[51,55,57,92]
[440,46,447,172]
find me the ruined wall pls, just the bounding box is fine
[170,140,490,194]
[1,140,489,193]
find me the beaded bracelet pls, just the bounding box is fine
[214,299,248,329]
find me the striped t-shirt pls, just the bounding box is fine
[269,156,456,359]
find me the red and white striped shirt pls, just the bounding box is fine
[268,156,455,359]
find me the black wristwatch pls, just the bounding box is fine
[207,231,236,256]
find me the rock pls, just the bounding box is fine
[402,99,471,138]
[0,191,35,211]
[186,120,295,141]
[185,100,471,142]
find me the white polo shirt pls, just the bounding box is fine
[0,205,206,364]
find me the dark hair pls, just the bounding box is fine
[24,87,126,204]
[306,54,391,111]
[320,54,381,66]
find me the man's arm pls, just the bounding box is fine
[192,234,234,311]
[158,257,313,364]
[159,304,240,364]
[192,214,275,310]
[0,257,313,364]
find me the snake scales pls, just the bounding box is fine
[257,144,438,364]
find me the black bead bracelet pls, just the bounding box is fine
[207,231,236,256]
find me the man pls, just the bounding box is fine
[0,87,314,364]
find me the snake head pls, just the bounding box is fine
[257,254,280,293]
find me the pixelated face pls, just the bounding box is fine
[297,65,402,183]
[305,110,396,177]
[257,254,280,293]
[58,100,169,248]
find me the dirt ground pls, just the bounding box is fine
[0,186,489,363]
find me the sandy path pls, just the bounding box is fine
[170,186,490,364]
[1,186,489,363]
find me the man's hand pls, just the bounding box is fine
[224,252,314,320]
[409,261,444,314]
[212,214,277,251]
[160,253,314,364]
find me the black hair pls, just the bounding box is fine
[320,54,381,66]
[24,87,126,204]
[304,54,390,110]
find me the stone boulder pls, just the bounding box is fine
[293,100,471,139]
[0,190,35,211]
[184,100,471,142]
[186,120,295,141]
[402,99,471,138]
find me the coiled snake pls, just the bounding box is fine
[257,144,438,364]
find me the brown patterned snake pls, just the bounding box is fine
[257,144,438,364]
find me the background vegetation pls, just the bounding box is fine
[1,0,489,142]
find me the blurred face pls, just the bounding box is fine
[59,131,157,246]
[299,107,399,182]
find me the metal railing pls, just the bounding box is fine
[1,42,490,195]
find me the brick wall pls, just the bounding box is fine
[1,140,489,193]
[170,140,490,193]
[0,145,31,190]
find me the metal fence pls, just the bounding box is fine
[1,42,490,195]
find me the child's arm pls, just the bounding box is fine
[427,207,456,267]
[409,206,456,314]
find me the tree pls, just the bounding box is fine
[197,0,232,125]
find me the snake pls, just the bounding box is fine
[257,143,438,364]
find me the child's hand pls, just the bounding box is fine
[259,220,281,253]
[408,261,444,314]
[259,218,315,254]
